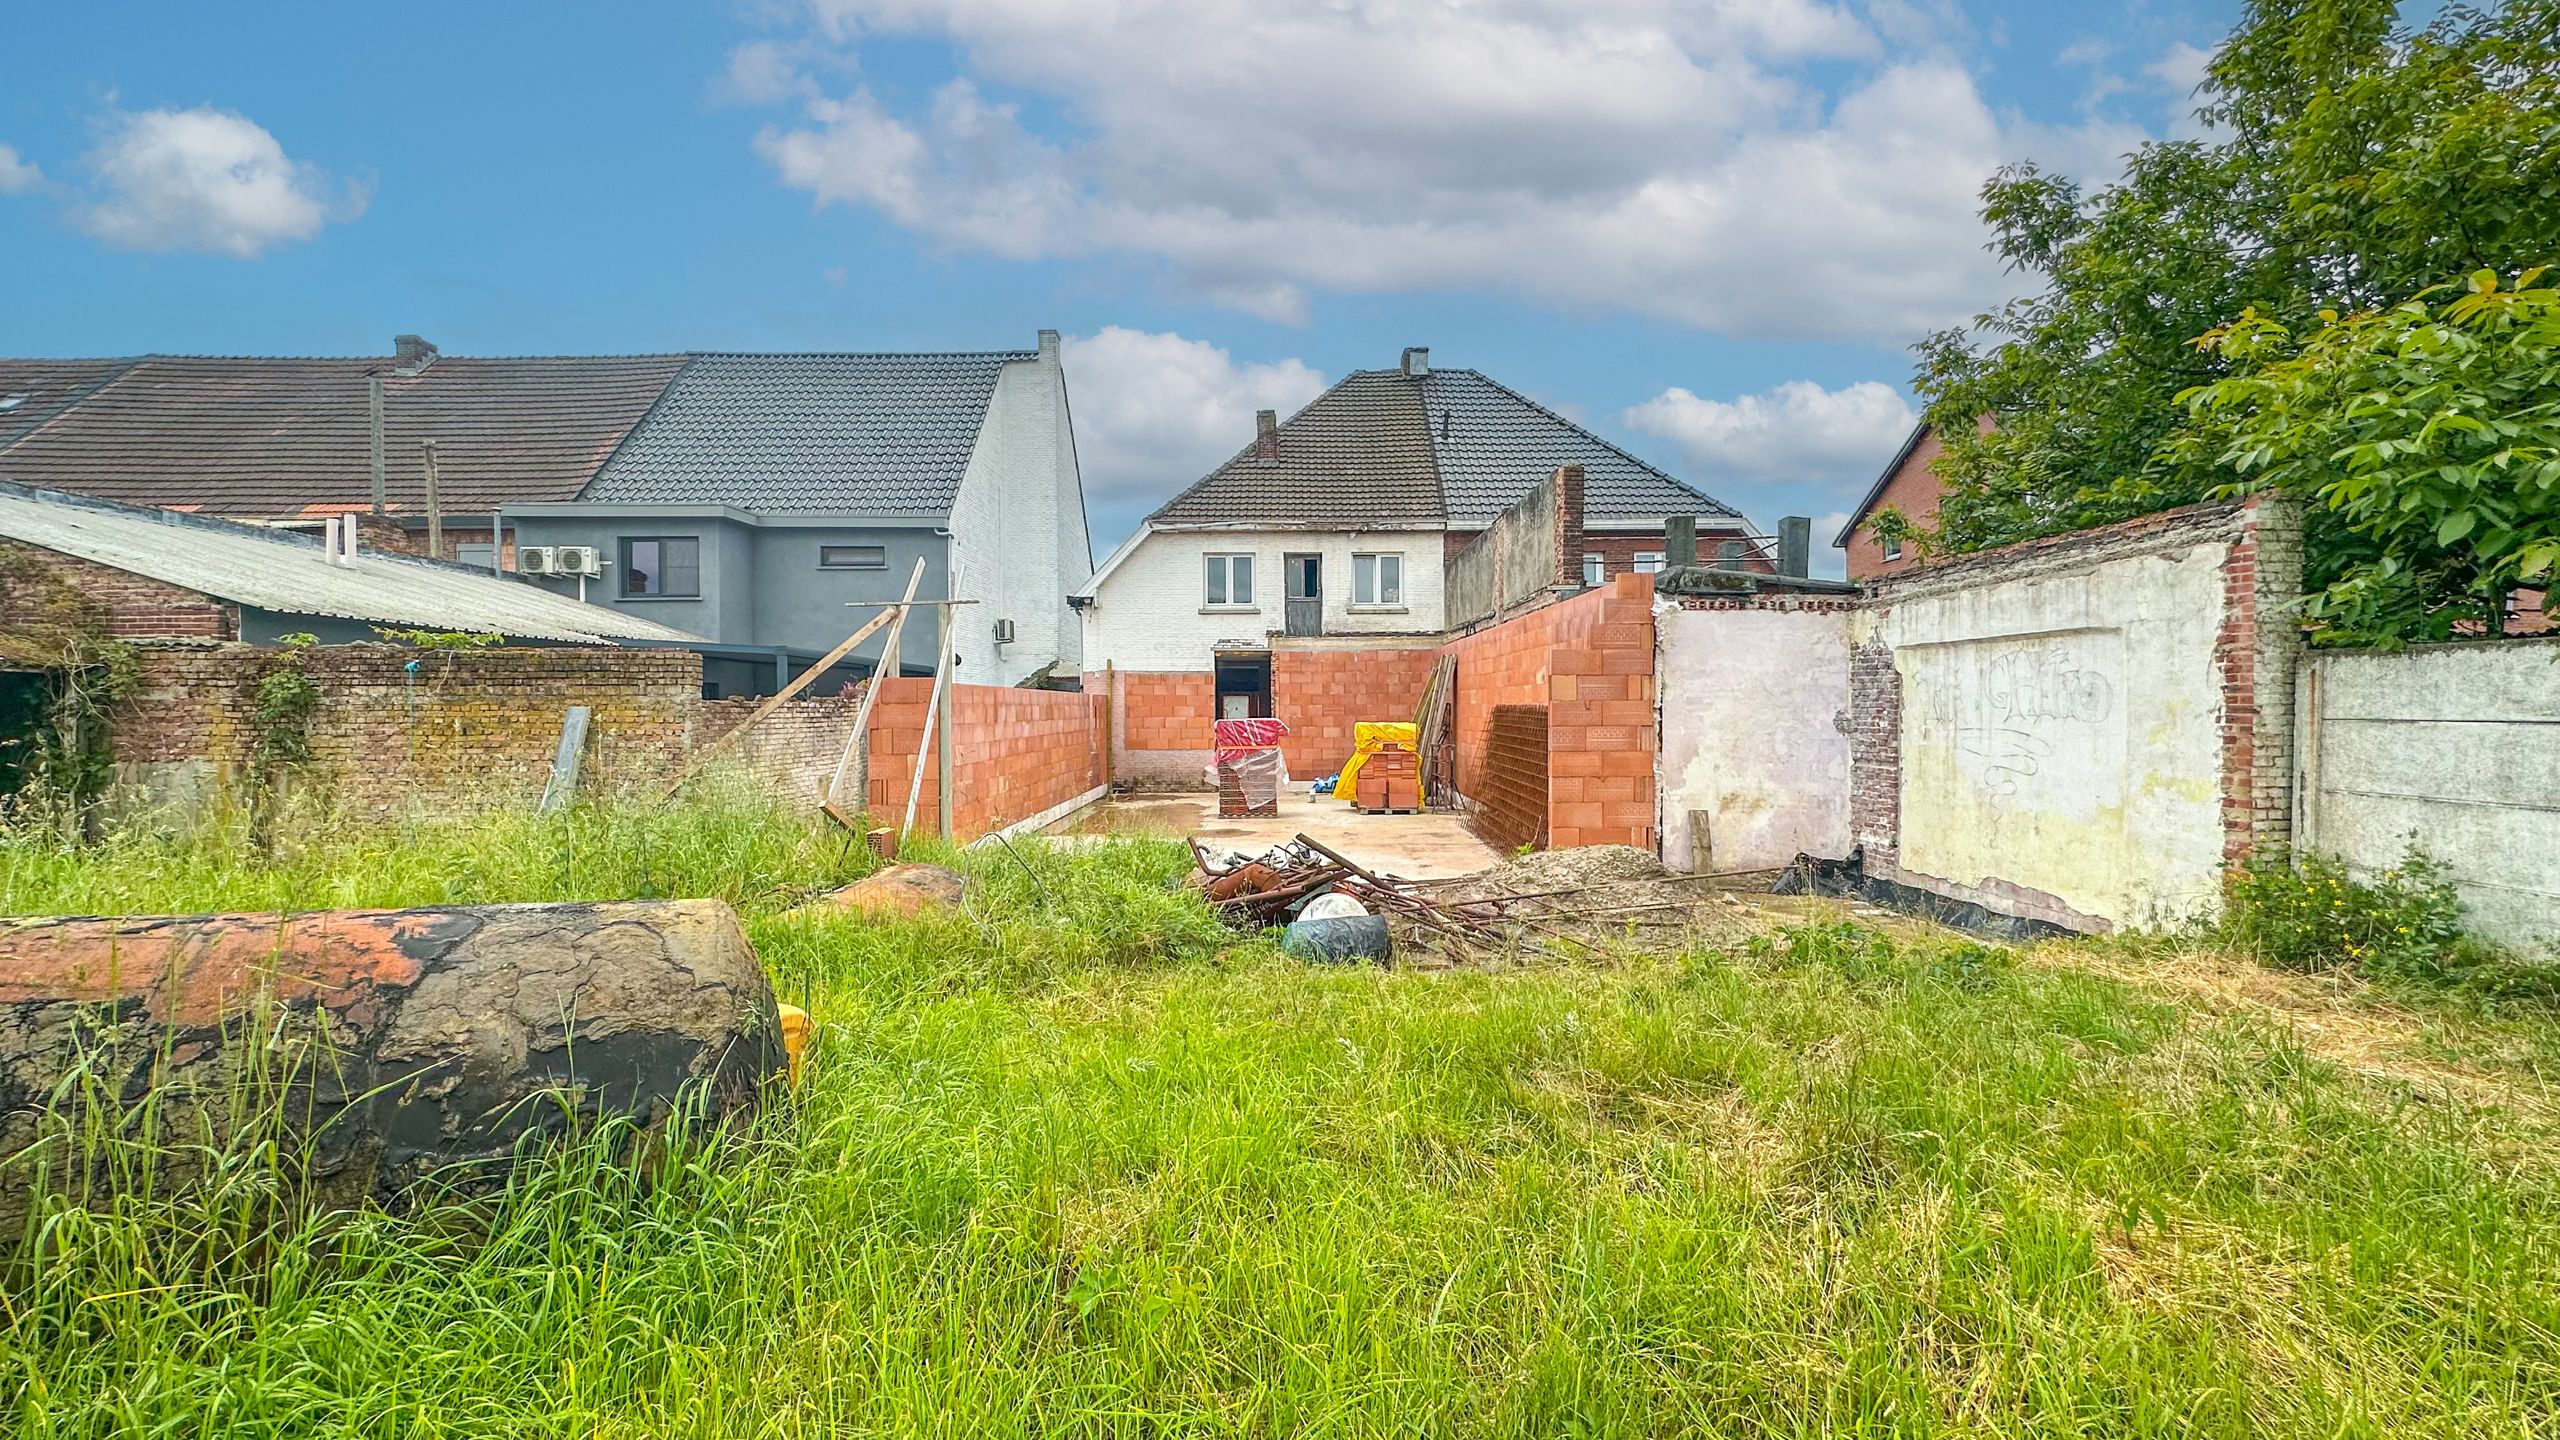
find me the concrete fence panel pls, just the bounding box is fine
[2296,637,2560,949]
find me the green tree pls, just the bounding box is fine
[2174,269,2560,644]
[1917,0,2560,555]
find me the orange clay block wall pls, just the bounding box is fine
[1270,646,1440,777]
[861,679,1104,839]
[1436,572,1657,851]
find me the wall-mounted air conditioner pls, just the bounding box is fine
[992,617,1016,645]
[553,545,603,578]
[516,546,557,575]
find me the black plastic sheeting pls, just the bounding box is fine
[1772,849,2083,944]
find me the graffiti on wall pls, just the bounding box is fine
[1910,631,2125,816]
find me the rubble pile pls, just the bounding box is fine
[1186,835,1743,963]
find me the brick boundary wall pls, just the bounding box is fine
[108,642,702,818]
[698,693,870,808]
[861,679,1104,839]
[1845,496,2301,929]
[0,538,240,641]
[1435,572,1656,851]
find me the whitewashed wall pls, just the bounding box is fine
[2298,638,2560,949]
[1080,526,1446,672]
[1657,604,1853,873]
[1858,536,2236,928]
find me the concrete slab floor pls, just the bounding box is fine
[1046,788,1504,880]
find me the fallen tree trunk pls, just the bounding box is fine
[0,899,782,1226]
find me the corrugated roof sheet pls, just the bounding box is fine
[0,353,687,517]
[1145,364,1737,531]
[0,483,705,645]
[581,351,1027,515]
[1419,369,1738,528]
[1147,370,1444,528]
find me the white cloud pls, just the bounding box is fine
[715,40,819,105]
[0,143,42,195]
[1809,511,1853,579]
[1622,378,1917,497]
[1059,326,1325,542]
[2146,41,2214,97]
[73,106,362,257]
[740,0,2140,339]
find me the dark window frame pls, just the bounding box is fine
[819,543,888,570]
[620,535,703,598]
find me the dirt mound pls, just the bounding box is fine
[1432,844,1681,905]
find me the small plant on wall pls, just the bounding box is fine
[0,546,141,836]
[251,634,323,776]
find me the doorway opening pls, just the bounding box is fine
[1213,652,1272,721]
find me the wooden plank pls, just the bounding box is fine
[899,613,959,843]
[935,603,955,839]
[660,558,924,802]
[536,706,591,814]
[821,559,928,819]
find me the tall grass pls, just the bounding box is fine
[5,799,2559,1436]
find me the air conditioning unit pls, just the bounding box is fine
[992,617,1016,645]
[515,546,557,576]
[553,545,603,578]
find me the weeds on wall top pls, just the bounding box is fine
[372,627,504,651]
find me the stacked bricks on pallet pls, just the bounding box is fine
[1211,717,1288,818]
[1353,748,1420,814]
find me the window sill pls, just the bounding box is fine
[615,594,704,603]
[1348,605,1409,614]
[1199,604,1261,614]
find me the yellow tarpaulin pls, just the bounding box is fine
[1336,721,1421,805]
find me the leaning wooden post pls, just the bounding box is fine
[822,560,928,822]
[935,602,956,840]
[899,626,957,846]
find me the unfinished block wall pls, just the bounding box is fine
[109,642,702,818]
[1437,572,1657,851]
[1269,645,1440,778]
[1097,670,1218,785]
[862,679,1105,839]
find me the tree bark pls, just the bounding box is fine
[0,899,782,1226]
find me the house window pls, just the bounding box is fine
[820,544,886,569]
[1204,553,1255,606]
[622,536,701,598]
[1633,551,1666,575]
[1583,553,1604,586]
[1352,552,1403,606]
[1882,533,1903,561]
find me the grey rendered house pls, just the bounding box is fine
[0,331,1093,699]
[506,334,1091,697]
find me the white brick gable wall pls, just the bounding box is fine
[947,333,1093,685]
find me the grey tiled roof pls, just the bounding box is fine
[0,359,136,450]
[0,354,685,516]
[1420,369,1738,528]
[0,482,704,645]
[1145,364,1737,531]
[1148,370,1443,528]
[581,351,1029,516]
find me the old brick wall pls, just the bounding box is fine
[698,693,868,807]
[1436,572,1656,851]
[1269,645,1440,777]
[110,642,701,816]
[0,538,239,641]
[861,679,1104,838]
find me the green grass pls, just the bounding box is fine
[5,797,2559,1437]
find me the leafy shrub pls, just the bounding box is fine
[2225,847,2468,981]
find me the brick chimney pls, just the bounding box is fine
[393,334,439,373]
[1401,346,1429,378]
[1254,409,1279,462]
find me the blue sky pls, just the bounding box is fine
[1,1,2240,571]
